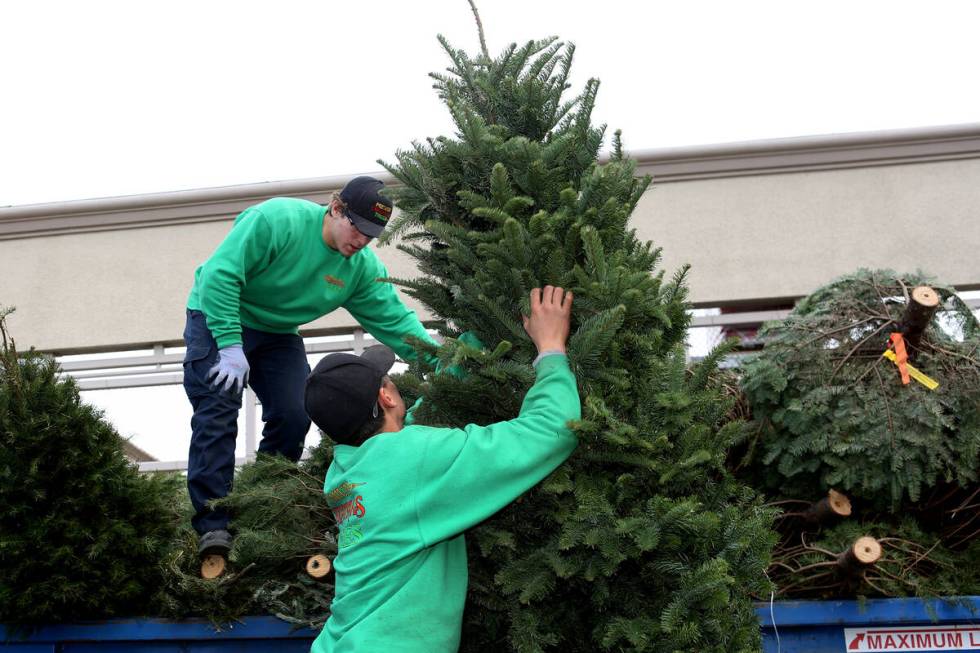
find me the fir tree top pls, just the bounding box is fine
[373,25,775,653]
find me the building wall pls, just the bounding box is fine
[0,220,432,353]
[3,124,979,353]
[644,158,980,306]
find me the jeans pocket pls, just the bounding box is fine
[183,310,216,363]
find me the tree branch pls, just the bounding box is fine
[467,0,490,60]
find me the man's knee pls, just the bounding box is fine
[190,389,242,432]
[281,407,311,444]
[262,407,310,460]
[286,404,311,426]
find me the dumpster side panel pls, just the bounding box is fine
[0,617,316,651]
[65,644,314,653]
[760,626,843,653]
[757,597,980,653]
[5,598,980,651]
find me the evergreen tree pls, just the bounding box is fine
[739,269,980,509]
[734,269,980,600]
[0,308,183,631]
[375,32,776,653]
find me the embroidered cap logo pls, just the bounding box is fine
[372,201,392,223]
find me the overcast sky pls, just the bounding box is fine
[4,0,980,208]
[8,1,980,461]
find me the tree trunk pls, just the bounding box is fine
[899,286,940,358]
[306,554,332,580]
[201,554,226,579]
[836,536,882,576]
[805,489,852,524]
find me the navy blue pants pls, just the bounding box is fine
[183,309,311,535]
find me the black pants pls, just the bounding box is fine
[182,309,311,535]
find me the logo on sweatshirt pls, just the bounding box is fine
[327,481,363,504]
[327,481,367,549]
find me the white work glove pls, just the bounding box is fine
[207,344,249,393]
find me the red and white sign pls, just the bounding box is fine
[844,626,980,651]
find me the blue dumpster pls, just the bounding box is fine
[0,616,316,652]
[757,597,980,652]
[3,597,978,651]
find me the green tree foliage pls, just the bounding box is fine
[377,37,776,653]
[740,269,980,509]
[0,308,183,630]
[769,519,980,599]
[158,444,337,628]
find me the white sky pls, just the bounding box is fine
[7,0,980,461]
[4,0,980,207]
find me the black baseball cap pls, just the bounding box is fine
[339,176,393,238]
[304,345,396,444]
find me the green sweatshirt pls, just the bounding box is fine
[314,354,580,653]
[186,197,436,359]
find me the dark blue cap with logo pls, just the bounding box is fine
[339,176,393,238]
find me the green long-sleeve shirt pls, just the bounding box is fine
[313,354,581,653]
[186,197,436,359]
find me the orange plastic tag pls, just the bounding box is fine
[888,333,911,385]
[882,350,939,390]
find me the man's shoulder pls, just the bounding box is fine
[401,424,459,436]
[376,424,451,442]
[351,243,383,266]
[361,425,459,451]
[252,197,324,219]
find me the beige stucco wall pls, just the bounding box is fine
[2,158,978,353]
[642,158,980,306]
[0,220,432,352]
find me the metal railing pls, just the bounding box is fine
[56,300,979,473]
[61,329,379,472]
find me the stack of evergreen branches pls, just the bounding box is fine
[737,269,980,599]
[157,440,338,629]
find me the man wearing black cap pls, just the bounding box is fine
[305,286,580,653]
[182,176,439,560]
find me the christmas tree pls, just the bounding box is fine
[740,269,980,509]
[373,17,776,653]
[0,308,183,631]
[736,269,980,599]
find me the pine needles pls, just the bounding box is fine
[0,308,184,631]
[379,32,776,653]
[738,269,980,600]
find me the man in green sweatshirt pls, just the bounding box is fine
[303,286,580,652]
[183,176,439,558]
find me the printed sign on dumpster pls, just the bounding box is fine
[844,626,980,651]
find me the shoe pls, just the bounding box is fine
[198,529,233,558]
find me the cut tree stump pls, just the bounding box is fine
[201,554,227,579]
[805,489,852,524]
[836,536,882,576]
[899,286,941,357]
[306,554,332,579]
